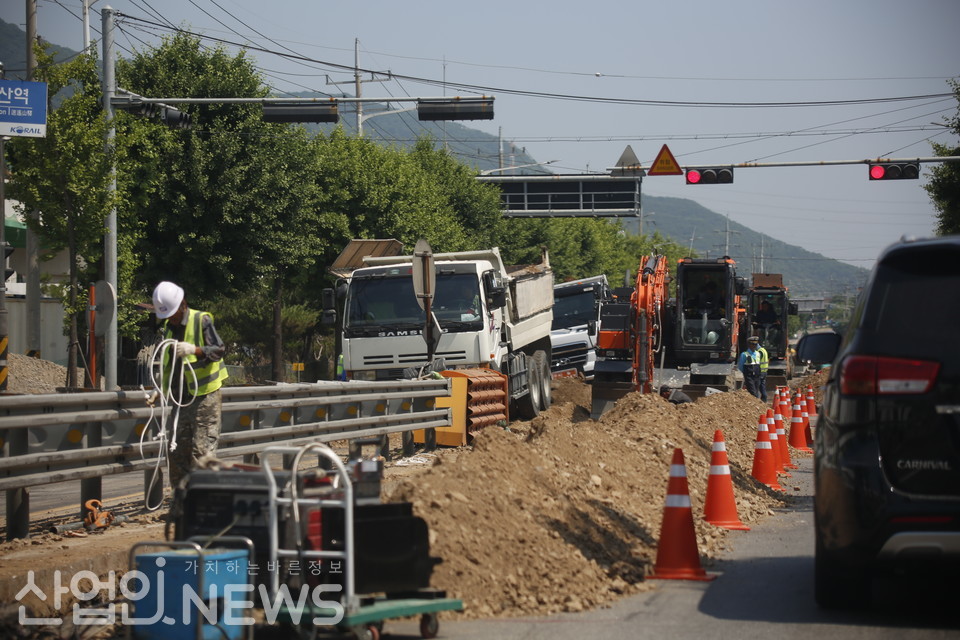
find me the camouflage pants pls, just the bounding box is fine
[168,389,222,490]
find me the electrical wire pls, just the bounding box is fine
[113,13,954,110]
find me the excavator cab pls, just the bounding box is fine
[673,258,742,366]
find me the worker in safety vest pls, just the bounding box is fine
[737,336,763,399]
[152,281,228,489]
[757,342,770,403]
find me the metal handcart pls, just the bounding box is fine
[259,443,462,640]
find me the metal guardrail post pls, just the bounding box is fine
[79,418,102,521]
[5,426,29,540]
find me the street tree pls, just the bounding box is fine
[925,78,960,235]
[6,48,115,387]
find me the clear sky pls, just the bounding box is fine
[3,0,958,271]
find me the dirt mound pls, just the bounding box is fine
[387,378,802,618]
[4,353,86,394]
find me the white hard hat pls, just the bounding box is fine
[152,281,184,319]
[706,331,719,345]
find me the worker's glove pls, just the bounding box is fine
[145,390,159,407]
[175,341,197,358]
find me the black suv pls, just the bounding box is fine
[797,235,960,609]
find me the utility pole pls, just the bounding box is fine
[25,0,40,363]
[1,61,8,395]
[715,214,740,256]
[102,6,118,390]
[326,39,389,137]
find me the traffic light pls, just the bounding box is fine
[3,242,14,282]
[417,97,494,121]
[686,166,734,185]
[868,162,920,180]
[262,103,339,123]
[112,93,191,129]
[160,106,191,129]
[113,98,158,118]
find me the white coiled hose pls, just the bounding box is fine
[141,338,199,511]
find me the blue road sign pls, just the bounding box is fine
[0,79,48,138]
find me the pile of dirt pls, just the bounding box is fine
[4,353,86,394]
[386,378,806,618]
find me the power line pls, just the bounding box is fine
[112,13,954,110]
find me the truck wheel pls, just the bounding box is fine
[516,354,542,419]
[534,351,552,411]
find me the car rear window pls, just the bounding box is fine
[863,246,960,361]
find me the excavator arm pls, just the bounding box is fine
[590,254,667,419]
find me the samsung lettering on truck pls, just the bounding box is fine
[334,244,555,419]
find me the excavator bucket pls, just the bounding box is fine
[416,368,509,446]
[590,362,634,419]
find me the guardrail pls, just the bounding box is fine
[0,379,451,538]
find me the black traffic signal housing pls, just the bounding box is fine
[160,106,191,129]
[262,103,339,123]
[868,162,920,180]
[686,166,734,185]
[417,97,494,121]
[3,242,14,282]
[112,93,192,129]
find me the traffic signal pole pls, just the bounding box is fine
[610,156,960,173]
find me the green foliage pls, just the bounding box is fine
[6,46,117,356]
[206,286,320,366]
[924,79,960,236]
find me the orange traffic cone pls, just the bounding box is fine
[703,430,750,531]
[766,409,790,476]
[773,406,797,470]
[802,395,815,449]
[779,390,792,425]
[806,386,818,418]
[652,448,716,581]
[751,418,784,491]
[789,392,813,453]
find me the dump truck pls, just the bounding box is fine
[744,273,798,388]
[329,244,555,432]
[550,274,610,380]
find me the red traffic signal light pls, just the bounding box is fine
[868,162,919,180]
[686,167,733,185]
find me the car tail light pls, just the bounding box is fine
[839,355,940,395]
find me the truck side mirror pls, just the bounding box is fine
[486,287,507,309]
[321,288,336,311]
[588,320,597,334]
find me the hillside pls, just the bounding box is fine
[622,195,868,297]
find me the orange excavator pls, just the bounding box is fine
[590,254,668,419]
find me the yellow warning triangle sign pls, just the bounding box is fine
[648,144,683,176]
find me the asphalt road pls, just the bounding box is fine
[381,457,960,640]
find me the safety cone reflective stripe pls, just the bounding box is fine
[704,431,750,531]
[652,448,716,581]
[766,409,790,476]
[751,418,784,491]
[789,394,813,453]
